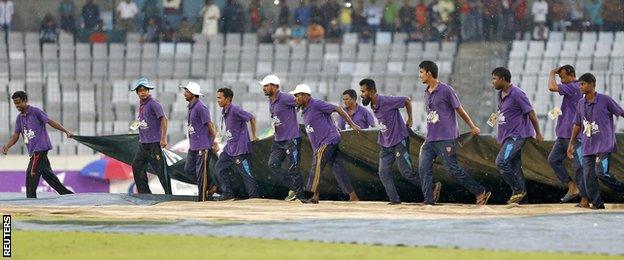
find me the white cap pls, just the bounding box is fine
[181,82,203,96]
[289,84,312,95]
[258,74,281,86]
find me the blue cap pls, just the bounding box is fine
[131,77,155,91]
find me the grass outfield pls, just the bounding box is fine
[10,230,621,259]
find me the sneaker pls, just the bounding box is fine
[212,194,235,201]
[284,190,297,201]
[476,191,492,206]
[507,192,527,204]
[433,182,442,204]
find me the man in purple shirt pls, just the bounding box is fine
[546,65,587,205]
[2,91,74,198]
[214,87,259,201]
[567,73,624,210]
[130,77,171,195]
[491,67,543,204]
[181,82,219,202]
[291,84,361,204]
[418,61,491,205]
[260,75,306,202]
[359,78,442,205]
[337,89,376,130]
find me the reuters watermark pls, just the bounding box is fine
[3,215,10,257]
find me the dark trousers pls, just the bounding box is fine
[215,152,259,198]
[419,139,485,197]
[495,137,527,195]
[305,143,355,195]
[582,153,624,208]
[26,151,73,198]
[185,149,215,201]
[548,138,586,197]
[268,138,305,198]
[131,142,171,194]
[378,138,424,203]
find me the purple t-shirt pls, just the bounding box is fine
[14,106,53,155]
[187,99,213,151]
[425,82,461,141]
[222,104,254,156]
[337,104,375,130]
[270,91,301,141]
[302,98,341,151]
[496,85,535,144]
[137,96,165,144]
[373,95,409,148]
[573,93,624,156]
[556,81,582,139]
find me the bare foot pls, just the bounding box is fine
[348,192,359,202]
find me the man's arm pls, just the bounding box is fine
[528,110,543,143]
[2,133,20,155]
[160,116,168,148]
[335,107,360,132]
[547,67,560,92]
[567,124,581,159]
[455,106,480,135]
[404,97,413,128]
[207,122,219,152]
[48,119,73,138]
[250,117,258,141]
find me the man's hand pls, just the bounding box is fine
[350,124,361,133]
[2,145,8,155]
[252,135,259,142]
[160,139,168,148]
[550,66,560,75]
[566,144,574,159]
[211,143,220,153]
[535,133,544,143]
[406,118,413,128]
[471,126,481,136]
[65,131,74,139]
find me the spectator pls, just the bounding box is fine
[339,3,352,33]
[326,19,343,43]
[532,19,549,40]
[382,0,400,32]
[500,0,514,40]
[176,17,193,42]
[278,1,289,26]
[512,0,528,39]
[163,0,182,15]
[291,20,306,44]
[359,22,374,42]
[248,0,263,32]
[116,0,138,32]
[161,21,175,42]
[470,0,484,40]
[273,22,291,43]
[81,0,100,31]
[310,0,323,25]
[222,0,245,33]
[436,0,455,23]
[351,0,366,33]
[567,0,584,31]
[89,19,107,43]
[364,0,382,32]
[201,0,220,37]
[40,13,60,44]
[482,0,501,40]
[459,0,472,40]
[602,0,624,31]
[585,0,603,31]
[0,0,14,41]
[398,0,414,33]
[59,0,76,33]
[415,0,428,28]
[143,17,161,42]
[307,21,325,43]
[531,0,548,38]
[549,0,567,32]
[142,0,161,32]
[294,0,312,27]
[322,0,341,28]
[257,20,272,43]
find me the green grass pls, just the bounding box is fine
[10,230,621,259]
